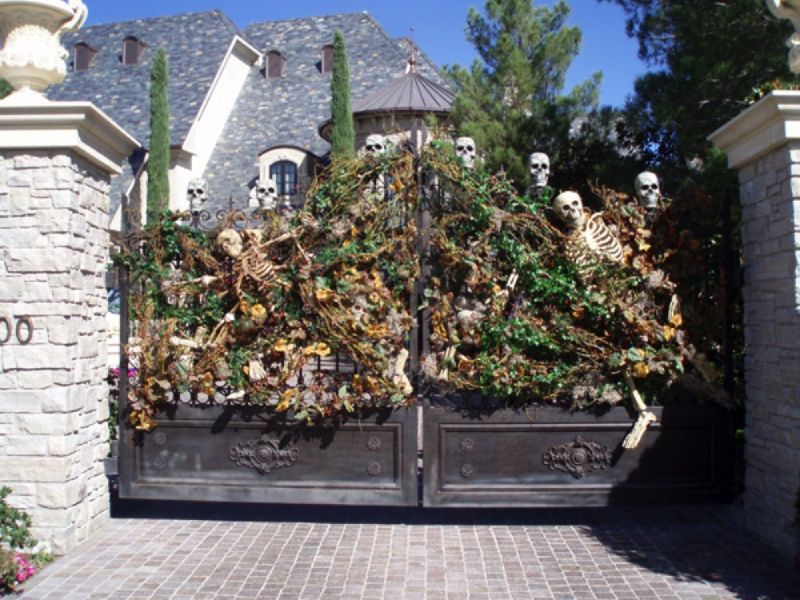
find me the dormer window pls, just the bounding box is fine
[73,43,97,72]
[122,36,146,66]
[266,51,286,79]
[320,44,334,74]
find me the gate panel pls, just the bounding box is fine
[119,405,418,505]
[423,402,733,507]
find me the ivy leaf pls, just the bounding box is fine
[627,347,646,363]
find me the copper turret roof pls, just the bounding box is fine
[319,70,454,140]
[350,70,454,116]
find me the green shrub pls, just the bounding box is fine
[0,487,51,595]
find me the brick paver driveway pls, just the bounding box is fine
[19,503,799,599]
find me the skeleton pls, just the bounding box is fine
[622,371,657,449]
[187,178,208,210]
[389,348,413,396]
[455,137,476,169]
[239,250,277,295]
[527,152,551,191]
[364,134,388,156]
[634,171,661,211]
[553,191,585,234]
[362,135,390,198]
[251,177,278,210]
[553,192,623,277]
[216,229,243,258]
[248,357,268,382]
[437,346,457,381]
[234,230,280,295]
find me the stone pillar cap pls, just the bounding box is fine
[709,90,800,169]
[0,100,139,174]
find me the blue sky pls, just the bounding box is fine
[85,0,646,108]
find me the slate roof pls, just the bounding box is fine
[53,10,240,147]
[44,10,451,214]
[202,12,450,206]
[50,10,240,212]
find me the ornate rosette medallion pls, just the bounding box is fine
[542,436,611,479]
[229,434,299,474]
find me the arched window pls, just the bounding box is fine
[270,161,298,195]
[122,36,146,66]
[73,42,97,72]
[266,51,286,79]
[320,44,334,74]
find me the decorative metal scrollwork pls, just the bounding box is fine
[542,436,611,479]
[186,205,269,232]
[230,434,299,474]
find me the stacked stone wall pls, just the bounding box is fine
[0,151,111,554]
[738,142,800,560]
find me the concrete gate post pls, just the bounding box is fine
[710,91,800,561]
[0,101,138,554]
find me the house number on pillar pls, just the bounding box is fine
[0,316,33,345]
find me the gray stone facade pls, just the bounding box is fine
[737,142,800,560]
[0,151,112,554]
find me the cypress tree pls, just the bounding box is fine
[329,31,355,159]
[147,47,170,223]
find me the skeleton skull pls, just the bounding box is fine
[455,137,476,169]
[634,171,661,210]
[553,191,585,231]
[527,152,550,189]
[254,177,278,210]
[187,178,208,209]
[364,134,387,156]
[216,229,243,258]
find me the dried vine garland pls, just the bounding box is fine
[117,153,419,431]
[117,145,727,433]
[418,143,726,416]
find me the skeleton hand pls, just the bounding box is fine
[437,346,457,381]
[622,371,657,450]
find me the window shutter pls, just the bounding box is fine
[123,37,145,66]
[74,43,97,72]
[321,45,334,73]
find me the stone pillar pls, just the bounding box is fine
[0,101,138,554]
[710,90,800,561]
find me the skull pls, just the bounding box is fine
[634,171,661,210]
[527,152,550,189]
[455,137,476,169]
[216,229,243,258]
[254,177,278,210]
[187,178,208,208]
[364,134,387,156]
[553,191,585,231]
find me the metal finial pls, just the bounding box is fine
[408,27,417,73]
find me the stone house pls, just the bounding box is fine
[50,9,453,227]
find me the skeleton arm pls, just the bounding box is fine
[622,371,657,449]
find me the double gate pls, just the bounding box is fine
[114,195,733,508]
